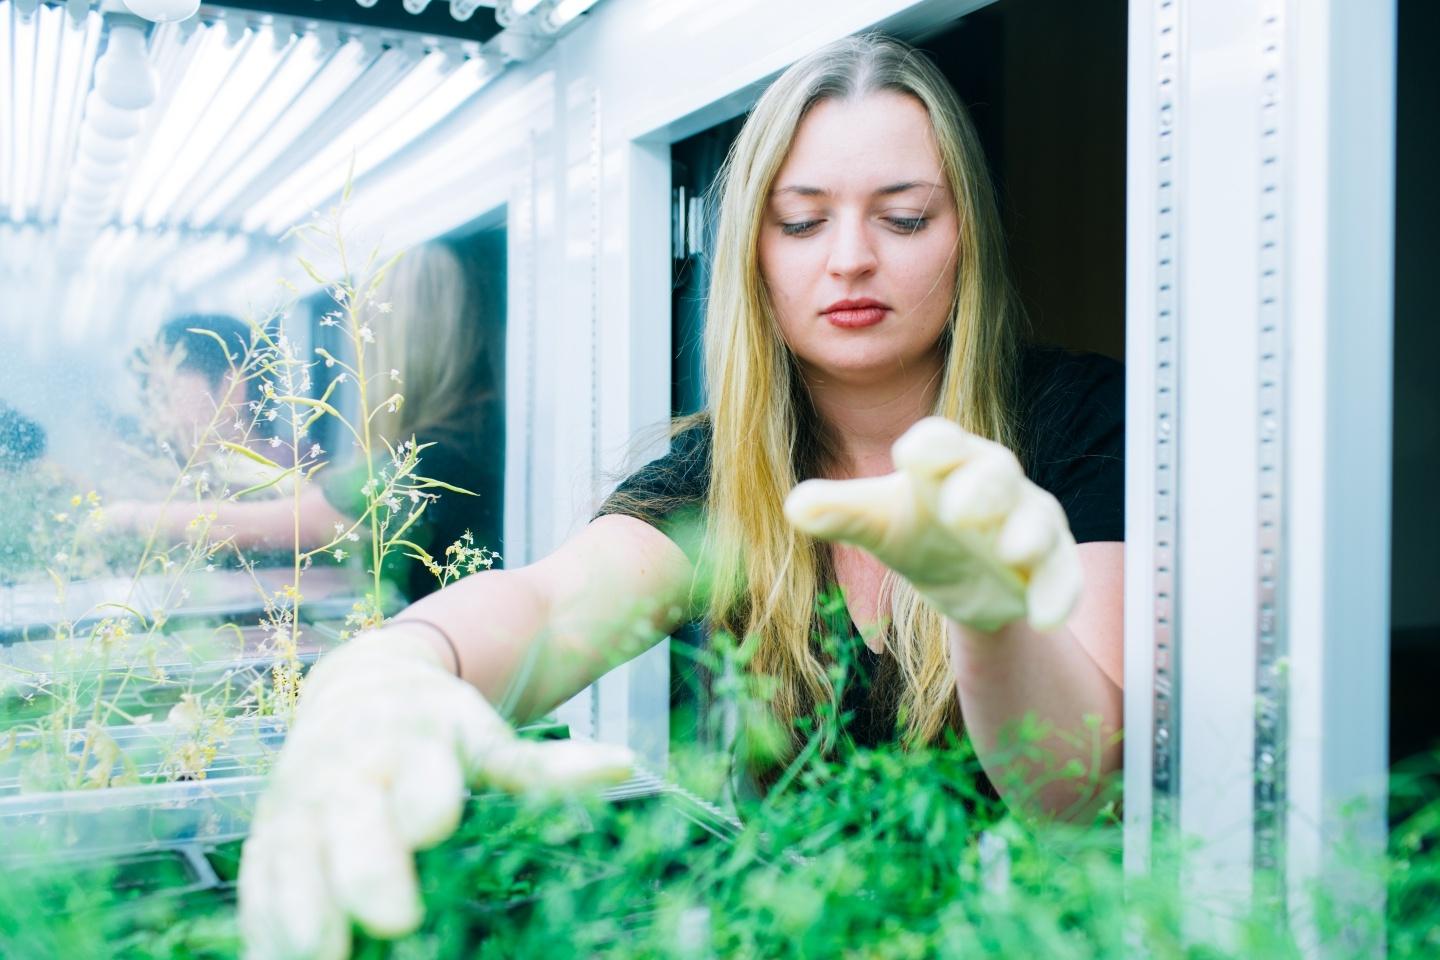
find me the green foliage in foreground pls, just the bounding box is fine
[1,742,1437,959]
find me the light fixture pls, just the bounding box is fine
[40,9,101,222]
[140,25,288,227]
[25,4,62,221]
[122,0,200,24]
[190,38,372,230]
[449,0,483,21]
[119,21,241,223]
[170,30,321,226]
[0,2,12,213]
[238,45,429,233]
[77,125,134,165]
[82,89,145,139]
[93,22,157,110]
[8,2,36,221]
[545,0,600,32]
[259,53,493,234]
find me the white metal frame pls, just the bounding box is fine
[1124,0,1395,951]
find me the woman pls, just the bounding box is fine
[239,35,1123,959]
[107,244,503,602]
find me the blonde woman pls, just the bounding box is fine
[108,244,502,601]
[240,35,1124,959]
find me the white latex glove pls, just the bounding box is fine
[784,417,1082,633]
[237,626,635,960]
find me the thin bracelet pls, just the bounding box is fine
[386,618,462,678]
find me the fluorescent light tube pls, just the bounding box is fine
[174,30,322,228]
[260,54,491,234]
[9,4,35,221]
[242,48,441,234]
[0,2,12,213]
[189,38,369,230]
[119,22,239,223]
[546,0,599,31]
[140,25,288,226]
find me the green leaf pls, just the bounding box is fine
[390,539,435,566]
[274,395,342,420]
[184,327,236,366]
[216,440,283,470]
[297,257,327,286]
[231,467,298,500]
[412,476,476,496]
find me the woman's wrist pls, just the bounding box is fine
[377,617,463,679]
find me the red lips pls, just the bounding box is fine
[822,298,889,328]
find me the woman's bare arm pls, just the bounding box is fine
[394,514,698,724]
[947,541,1124,819]
[108,483,350,551]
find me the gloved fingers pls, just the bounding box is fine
[891,416,978,478]
[1025,533,1084,632]
[389,738,467,850]
[476,738,636,794]
[783,473,915,552]
[324,778,424,939]
[239,805,349,960]
[995,488,1061,569]
[936,443,1023,529]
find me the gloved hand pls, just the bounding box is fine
[237,625,635,960]
[784,417,1082,633]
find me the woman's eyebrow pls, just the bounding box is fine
[770,181,945,198]
[874,180,944,197]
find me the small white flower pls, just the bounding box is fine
[309,443,323,459]
[205,563,215,572]
[232,419,245,433]
[265,410,278,421]
[359,325,375,344]
[333,548,347,562]
[408,490,420,503]
[324,356,335,367]
[385,496,402,511]
[334,522,346,535]
[385,401,397,413]
[335,372,348,383]
[268,436,282,448]
[389,368,401,382]
[346,531,359,542]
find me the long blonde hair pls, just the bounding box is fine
[701,35,1025,748]
[369,242,488,446]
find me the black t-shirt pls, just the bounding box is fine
[598,345,1125,748]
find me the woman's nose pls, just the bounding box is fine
[826,214,879,280]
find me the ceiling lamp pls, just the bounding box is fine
[121,0,199,25]
[56,19,155,246]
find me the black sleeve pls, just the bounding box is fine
[596,425,712,555]
[1021,349,1126,544]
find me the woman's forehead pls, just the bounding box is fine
[772,92,946,199]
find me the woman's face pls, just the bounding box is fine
[758,91,960,389]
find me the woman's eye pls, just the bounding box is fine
[780,220,822,237]
[886,216,930,233]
